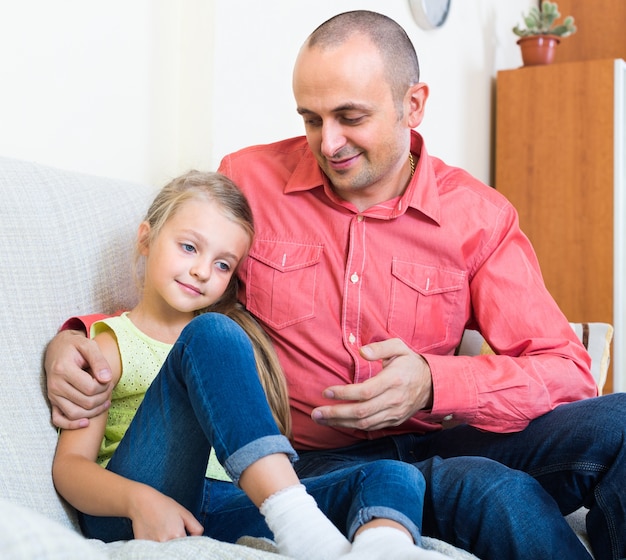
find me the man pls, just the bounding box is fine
[46,11,626,560]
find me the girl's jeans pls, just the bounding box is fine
[296,393,626,560]
[79,313,425,544]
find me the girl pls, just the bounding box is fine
[52,171,450,560]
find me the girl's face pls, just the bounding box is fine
[140,198,250,316]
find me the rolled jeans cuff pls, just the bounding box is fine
[348,505,422,544]
[224,434,298,486]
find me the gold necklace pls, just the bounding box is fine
[409,152,415,177]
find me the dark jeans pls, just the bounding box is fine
[296,393,626,560]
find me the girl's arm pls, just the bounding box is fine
[51,330,203,541]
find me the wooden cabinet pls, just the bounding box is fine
[549,0,626,64]
[495,58,626,393]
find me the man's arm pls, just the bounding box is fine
[45,328,114,429]
[311,204,597,434]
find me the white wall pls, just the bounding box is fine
[0,0,183,185]
[0,0,533,187]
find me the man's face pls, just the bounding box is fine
[293,34,413,210]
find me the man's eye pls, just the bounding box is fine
[303,117,322,127]
[342,116,364,125]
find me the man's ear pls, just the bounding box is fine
[137,221,151,256]
[405,82,429,129]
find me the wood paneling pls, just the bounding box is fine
[495,59,616,392]
[552,0,626,63]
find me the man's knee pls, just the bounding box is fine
[422,455,540,505]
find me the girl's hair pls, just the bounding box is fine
[137,170,292,438]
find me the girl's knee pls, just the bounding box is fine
[364,459,426,494]
[185,312,235,332]
[181,313,250,347]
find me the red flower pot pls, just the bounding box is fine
[517,35,561,66]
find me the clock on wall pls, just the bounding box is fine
[408,0,452,30]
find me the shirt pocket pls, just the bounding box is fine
[388,260,466,352]
[246,240,323,330]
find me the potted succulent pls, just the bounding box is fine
[513,1,577,66]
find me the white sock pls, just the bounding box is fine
[260,484,351,559]
[338,526,454,560]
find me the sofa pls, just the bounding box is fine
[0,156,612,558]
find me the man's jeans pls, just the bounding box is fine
[79,313,426,545]
[296,393,626,560]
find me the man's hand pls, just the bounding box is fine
[311,338,433,431]
[45,329,113,429]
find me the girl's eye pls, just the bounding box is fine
[216,262,231,272]
[181,243,196,253]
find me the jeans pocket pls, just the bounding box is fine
[246,239,323,329]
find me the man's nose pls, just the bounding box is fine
[320,121,346,159]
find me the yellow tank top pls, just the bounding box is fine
[91,313,231,481]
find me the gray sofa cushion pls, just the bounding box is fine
[0,498,291,559]
[0,156,150,530]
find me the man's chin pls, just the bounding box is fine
[323,166,357,187]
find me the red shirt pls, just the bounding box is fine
[73,132,596,451]
[218,132,596,450]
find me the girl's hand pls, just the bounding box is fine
[130,485,204,541]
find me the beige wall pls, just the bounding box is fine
[0,0,533,187]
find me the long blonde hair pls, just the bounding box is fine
[137,170,291,438]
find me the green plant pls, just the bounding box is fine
[513,1,577,38]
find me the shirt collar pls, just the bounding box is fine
[284,131,442,225]
[284,146,324,193]
[405,131,441,224]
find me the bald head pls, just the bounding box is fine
[303,10,420,111]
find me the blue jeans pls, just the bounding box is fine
[199,459,425,544]
[296,393,626,560]
[79,313,425,544]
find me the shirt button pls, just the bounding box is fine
[443,414,454,421]
[348,333,356,344]
[350,273,359,283]
[357,215,364,222]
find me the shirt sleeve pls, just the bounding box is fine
[60,312,123,335]
[424,203,597,433]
